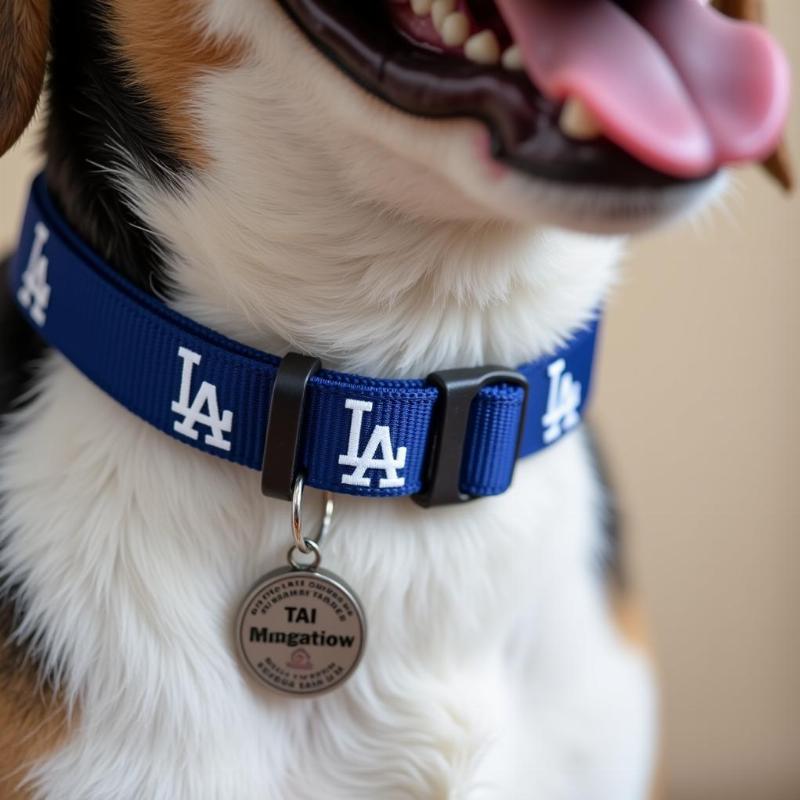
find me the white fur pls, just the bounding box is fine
[0,2,691,797]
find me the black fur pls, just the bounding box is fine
[0,258,45,417]
[44,0,189,294]
[2,0,188,406]
[586,427,626,590]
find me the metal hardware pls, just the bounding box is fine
[287,538,322,571]
[291,472,334,554]
[236,554,366,696]
[413,367,529,508]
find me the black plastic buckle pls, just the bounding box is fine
[261,353,321,501]
[413,367,529,508]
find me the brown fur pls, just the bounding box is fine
[712,0,764,21]
[108,0,244,166]
[612,590,651,653]
[0,606,71,799]
[0,0,50,157]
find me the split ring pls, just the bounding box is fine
[287,538,322,571]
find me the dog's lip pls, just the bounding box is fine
[277,0,715,190]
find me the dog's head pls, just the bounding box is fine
[0,1,791,236]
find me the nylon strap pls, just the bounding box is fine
[10,175,600,500]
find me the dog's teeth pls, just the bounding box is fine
[411,0,433,15]
[431,0,457,32]
[441,12,470,47]
[501,44,524,71]
[559,97,604,140]
[464,30,500,65]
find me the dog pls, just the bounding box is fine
[0,1,789,798]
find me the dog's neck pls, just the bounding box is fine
[42,5,622,381]
[129,166,621,379]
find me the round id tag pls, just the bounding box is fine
[236,542,366,697]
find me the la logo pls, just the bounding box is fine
[339,399,407,489]
[17,222,51,327]
[541,358,582,445]
[171,347,234,451]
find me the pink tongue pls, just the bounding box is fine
[495,0,790,178]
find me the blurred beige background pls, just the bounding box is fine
[1,6,798,798]
[595,2,800,796]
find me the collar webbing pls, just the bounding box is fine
[10,175,600,503]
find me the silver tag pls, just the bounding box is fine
[236,565,366,697]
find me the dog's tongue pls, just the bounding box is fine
[495,0,790,178]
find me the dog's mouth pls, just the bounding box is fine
[278,0,789,190]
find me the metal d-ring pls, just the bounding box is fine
[291,473,334,555]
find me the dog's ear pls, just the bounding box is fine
[0,0,50,157]
[712,0,794,191]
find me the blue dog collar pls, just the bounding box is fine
[10,175,601,506]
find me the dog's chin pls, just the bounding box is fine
[472,149,728,235]
[333,110,727,236]
[348,113,727,236]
